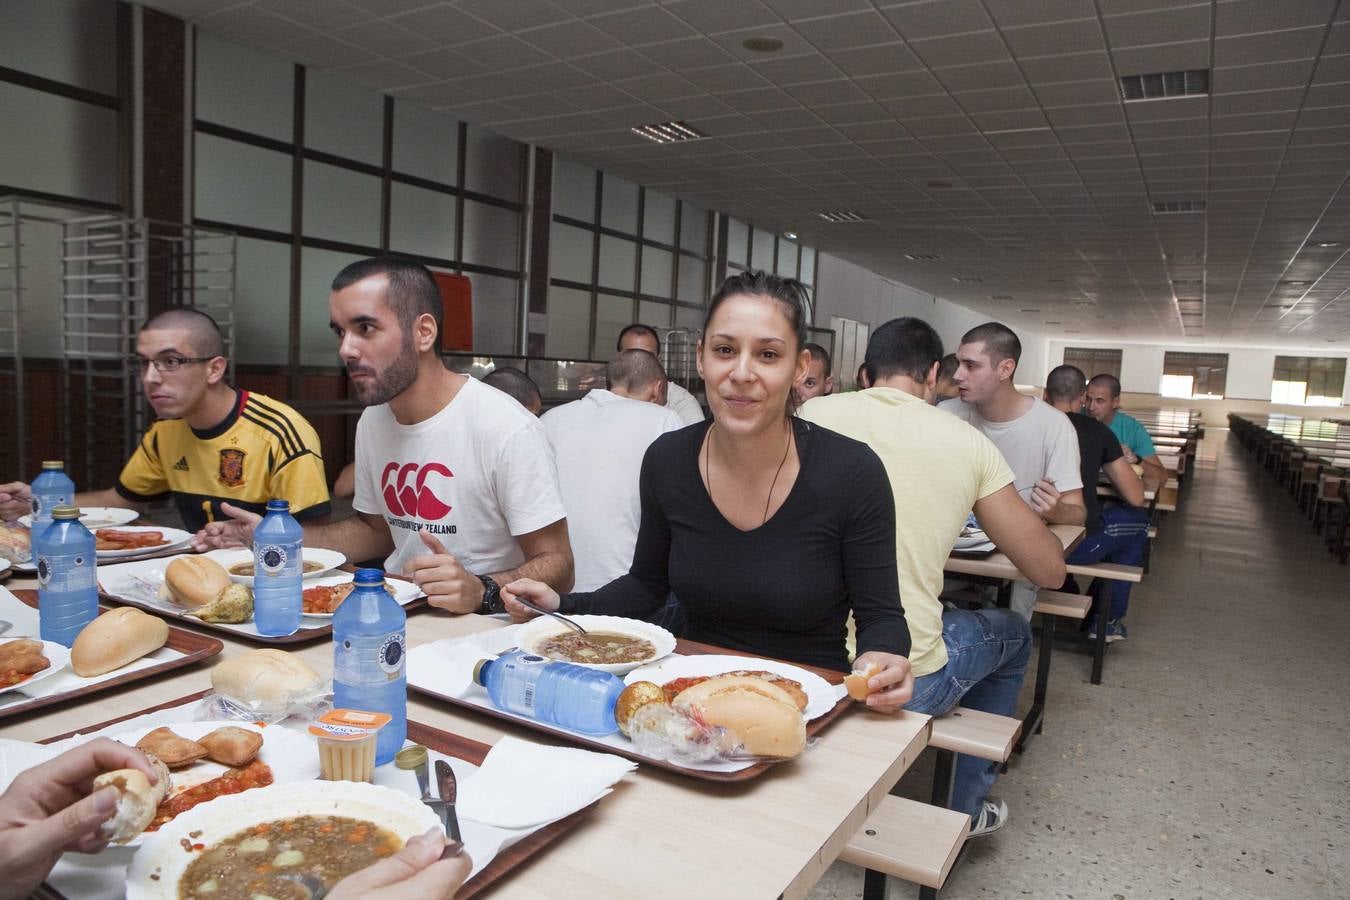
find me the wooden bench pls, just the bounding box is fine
[1063,562,1145,684]
[1018,590,1092,753]
[843,796,970,900]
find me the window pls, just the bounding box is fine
[724,222,819,324]
[1063,347,1122,381]
[1271,356,1346,406]
[1161,352,1227,399]
[547,160,713,360]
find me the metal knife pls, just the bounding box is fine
[434,759,462,843]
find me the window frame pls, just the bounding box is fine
[1271,355,1347,407]
[1160,351,1229,399]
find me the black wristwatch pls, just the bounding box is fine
[477,574,505,615]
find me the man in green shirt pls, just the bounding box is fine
[1085,374,1167,492]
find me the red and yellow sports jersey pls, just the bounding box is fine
[116,391,331,531]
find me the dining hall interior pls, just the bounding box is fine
[1,0,1349,897]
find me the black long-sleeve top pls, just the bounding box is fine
[558,418,909,673]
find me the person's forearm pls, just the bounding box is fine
[491,550,573,595]
[303,515,393,563]
[1142,460,1167,493]
[77,487,145,511]
[1046,501,1085,525]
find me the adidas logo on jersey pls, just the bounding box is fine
[173,456,190,472]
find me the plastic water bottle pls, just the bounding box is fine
[31,461,76,528]
[35,505,98,647]
[333,568,407,765]
[474,650,624,736]
[252,499,302,637]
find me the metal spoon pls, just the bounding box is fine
[512,596,588,635]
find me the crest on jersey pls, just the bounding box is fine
[218,448,246,487]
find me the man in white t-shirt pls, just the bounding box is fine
[939,322,1083,618]
[617,324,705,425]
[543,350,683,591]
[195,257,573,614]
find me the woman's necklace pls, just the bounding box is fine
[703,422,794,527]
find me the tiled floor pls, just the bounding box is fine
[810,430,1350,900]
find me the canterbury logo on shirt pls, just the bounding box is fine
[381,462,454,521]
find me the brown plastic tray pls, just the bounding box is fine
[98,573,429,645]
[410,637,853,783]
[36,692,597,900]
[1,590,223,722]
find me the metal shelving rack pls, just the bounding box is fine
[60,216,235,487]
[662,327,701,394]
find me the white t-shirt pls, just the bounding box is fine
[939,396,1083,505]
[665,381,705,425]
[353,377,567,576]
[541,390,684,591]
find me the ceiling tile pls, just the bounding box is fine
[749,52,846,85]
[1214,59,1318,93]
[711,24,817,60]
[954,85,1039,114]
[719,85,800,112]
[639,36,739,69]
[792,11,897,52]
[854,69,945,101]
[881,94,964,118]
[1019,50,1113,84]
[825,43,925,76]
[1004,19,1104,58]
[747,106,827,129]
[612,71,703,102]
[983,0,1097,28]
[1215,27,1330,67]
[570,48,666,80]
[401,47,492,80]
[1216,0,1339,38]
[1103,6,1212,49]
[761,0,873,20]
[933,59,1025,92]
[386,4,502,45]
[813,100,892,125]
[549,0,654,14]
[455,34,556,69]
[682,63,770,93]
[277,32,379,67]
[255,0,374,30]
[909,31,1011,68]
[329,19,438,57]
[519,19,624,56]
[589,6,698,44]
[510,60,602,89]
[663,0,780,34]
[879,0,994,40]
[783,78,870,106]
[555,81,641,109]
[1032,79,1122,107]
[198,5,317,46]
[455,0,572,32]
[338,57,431,88]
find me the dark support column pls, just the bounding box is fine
[526,147,552,358]
[138,6,185,316]
[287,64,305,399]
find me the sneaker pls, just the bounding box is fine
[1087,619,1129,643]
[967,798,1009,839]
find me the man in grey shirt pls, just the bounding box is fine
[940,322,1084,617]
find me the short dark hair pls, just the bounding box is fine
[616,323,661,354]
[1046,364,1087,402]
[483,366,540,409]
[865,317,943,382]
[607,348,667,392]
[331,256,443,344]
[959,322,1021,371]
[937,353,959,381]
[142,307,226,358]
[803,342,832,373]
[1088,373,1122,398]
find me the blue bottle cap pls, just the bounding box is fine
[266,499,291,512]
[353,568,384,585]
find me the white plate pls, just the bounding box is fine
[97,720,319,846]
[94,526,194,559]
[20,507,139,530]
[516,614,676,675]
[299,572,422,618]
[204,546,347,586]
[126,781,440,900]
[0,639,70,695]
[625,653,837,721]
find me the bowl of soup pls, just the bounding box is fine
[126,781,438,900]
[203,547,347,586]
[516,615,676,674]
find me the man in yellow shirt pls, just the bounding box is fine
[800,317,1064,838]
[0,309,330,531]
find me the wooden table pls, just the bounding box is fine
[2,582,932,900]
[943,524,1084,581]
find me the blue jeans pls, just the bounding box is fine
[1065,504,1150,620]
[904,608,1032,819]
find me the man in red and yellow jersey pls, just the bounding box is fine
[0,309,329,531]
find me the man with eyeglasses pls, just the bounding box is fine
[0,308,330,531]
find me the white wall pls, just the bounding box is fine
[1048,340,1350,405]
[814,252,1051,384]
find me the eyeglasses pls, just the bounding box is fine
[126,356,216,374]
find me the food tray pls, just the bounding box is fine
[35,693,598,900]
[0,591,223,722]
[410,637,853,783]
[98,567,429,645]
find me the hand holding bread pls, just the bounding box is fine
[848,651,914,714]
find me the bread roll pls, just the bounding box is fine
[164,556,231,608]
[95,756,171,844]
[672,674,807,758]
[70,608,170,677]
[844,662,881,702]
[211,649,322,704]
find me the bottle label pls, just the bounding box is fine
[336,631,406,684]
[36,553,96,592]
[502,654,550,714]
[256,544,289,576]
[31,494,68,520]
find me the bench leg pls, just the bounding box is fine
[930,748,956,809]
[862,868,887,900]
[1017,611,1054,753]
[1090,588,1109,685]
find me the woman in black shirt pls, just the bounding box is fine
[505,272,913,711]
